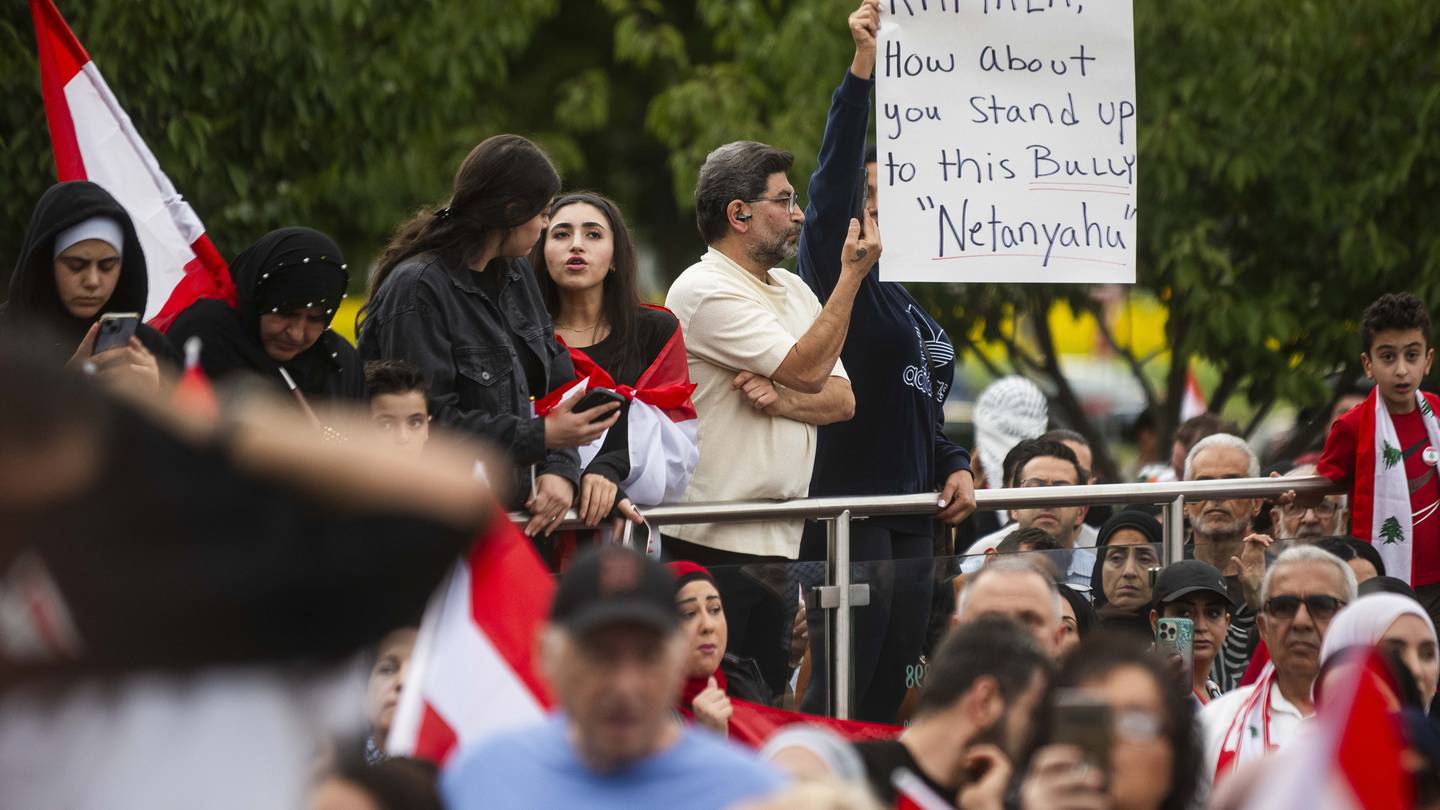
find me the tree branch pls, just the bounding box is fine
[1087,299,1160,412]
[1029,299,1121,482]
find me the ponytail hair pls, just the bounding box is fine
[365,134,560,318]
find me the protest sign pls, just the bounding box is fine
[875,0,1136,284]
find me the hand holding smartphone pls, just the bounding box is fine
[93,312,140,355]
[573,387,626,422]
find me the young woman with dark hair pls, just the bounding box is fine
[2,180,177,386]
[359,135,613,538]
[531,191,697,534]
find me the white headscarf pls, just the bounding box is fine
[52,216,124,260]
[1319,592,1436,666]
[973,375,1048,487]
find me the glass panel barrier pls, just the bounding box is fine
[690,541,1164,726]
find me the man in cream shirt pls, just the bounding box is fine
[665,140,879,694]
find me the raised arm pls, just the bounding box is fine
[797,0,881,302]
[770,214,881,393]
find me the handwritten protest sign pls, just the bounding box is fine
[875,1,1136,284]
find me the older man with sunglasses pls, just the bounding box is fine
[1198,546,1357,787]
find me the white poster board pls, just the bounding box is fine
[875,1,1136,284]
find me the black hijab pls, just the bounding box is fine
[166,227,363,401]
[1089,510,1164,637]
[1,181,176,365]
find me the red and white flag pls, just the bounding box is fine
[539,306,700,508]
[1238,650,1410,810]
[1180,366,1207,421]
[31,0,233,331]
[386,512,555,765]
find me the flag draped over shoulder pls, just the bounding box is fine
[30,0,234,330]
[1342,388,1440,585]
[536,306,700,507]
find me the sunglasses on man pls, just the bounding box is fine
[1262,594,1346,621]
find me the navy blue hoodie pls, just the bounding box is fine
[797,71,970,534]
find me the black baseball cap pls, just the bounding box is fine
[550,546,679,635]
[1152,560,1237,608]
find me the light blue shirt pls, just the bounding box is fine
[442,715,786,810]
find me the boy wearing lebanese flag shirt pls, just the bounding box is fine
[1311,293,1440,628]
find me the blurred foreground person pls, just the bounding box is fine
[1020,635,1201,810]
[168,226,363,403]
[1320,592,1438,706]
[441,547,784,809]
[0,180,175,385]
[309,755,442,810]
[855,615,1051,807]
[0,345,494,809]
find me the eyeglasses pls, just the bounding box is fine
[745,193,800,214]
[1281,501,1340,519]
[1263,594,1346,621]
[1113,709,1164,742]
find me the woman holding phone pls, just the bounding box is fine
[360,135,610,538]
[532,191,697,534]
[2,181,172,386]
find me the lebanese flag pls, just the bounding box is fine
[31,0,234,331]
[538,306,700,507]
[1181,366,1207,421]
[1238,650,1410,810]
[386,511,555,764]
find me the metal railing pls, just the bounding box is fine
[511,475,1340,719]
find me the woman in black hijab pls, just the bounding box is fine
[1089,510,1165,637]
[2,181,177,374]
[168,227,363,402]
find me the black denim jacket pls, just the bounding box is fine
[359,253,581,501]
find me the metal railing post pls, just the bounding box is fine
[834,509,853,720]
[1165,494,1185,565]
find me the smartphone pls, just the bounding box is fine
[93,312,140,355]
[1156,617,1195,685]
[574,387,625,420]
[1051,690,1112,772]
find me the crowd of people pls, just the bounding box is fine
[4,1,1440,808]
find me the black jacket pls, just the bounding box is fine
[359,254,581,502]
[1,180,179,367]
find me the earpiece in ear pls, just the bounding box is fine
[736,213,752,222]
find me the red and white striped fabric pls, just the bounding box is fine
[1237,650,1409,810]
[31,0,233,331]
[1181,366,1208,421]
[539,307,700,507]
[386,513,555,764]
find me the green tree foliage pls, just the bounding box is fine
[1380,515,1405,545]
[0,0,558,267]
[3,1,1437,478]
